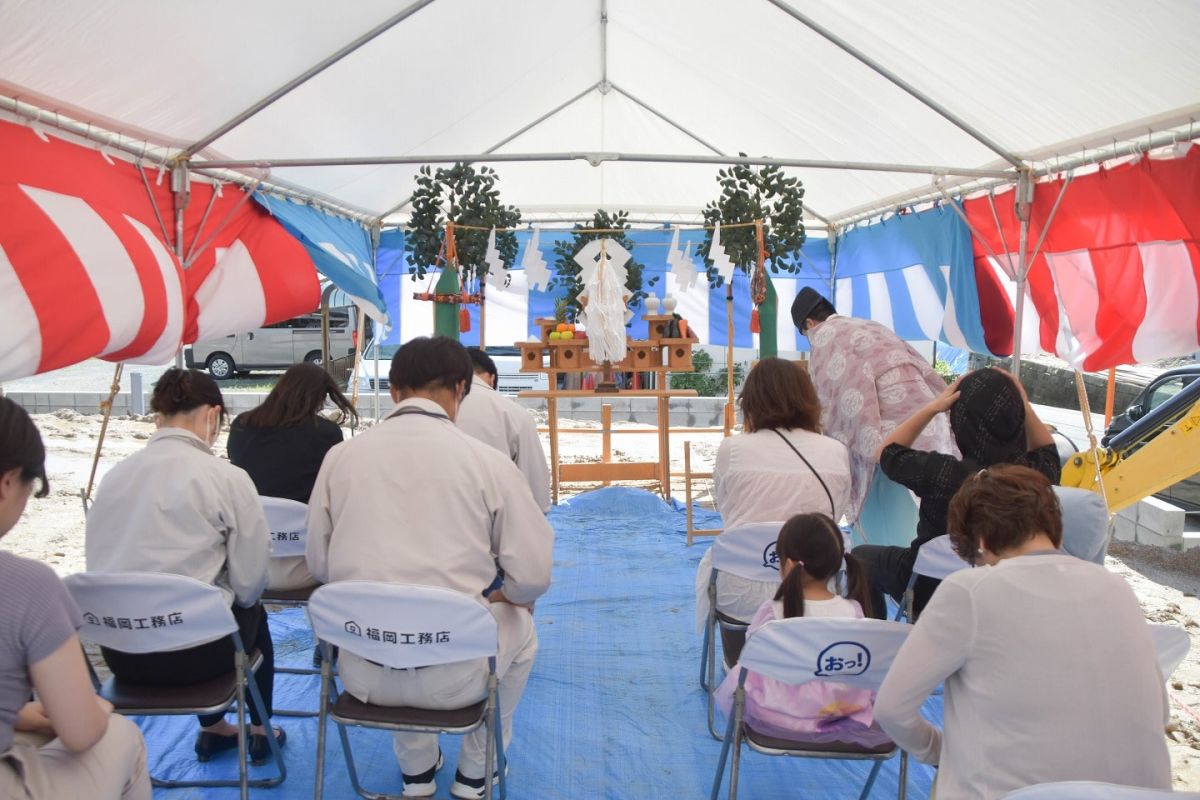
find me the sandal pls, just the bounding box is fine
[249,726,287,765]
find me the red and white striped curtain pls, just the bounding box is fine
[0,118,320,382]
[966,148,1200,370]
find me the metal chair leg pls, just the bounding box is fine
[709,696,739,800]
[485,670,496,800]
[727,711,745,800]
[897,751,908,800]
[857,760,884,800]
[313,646,332,800]
[236,649,250,800]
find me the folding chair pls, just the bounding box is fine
[894,535,970,623]
[700,521,785,739]
[710,616,912,800]
[1053,486,1111,565]
[64,571,286,800]
[258,496,321,717]
[308,581,507,800]
[1001,781,1182,799]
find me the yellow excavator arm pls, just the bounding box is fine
[1060,395,1200,514]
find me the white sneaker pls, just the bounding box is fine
[401,751,443,798]
[449,766,506,800]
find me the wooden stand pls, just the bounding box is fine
[520,388,699,503]
[517,315,699,502]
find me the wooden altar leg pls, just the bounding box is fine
[548,394,560,505]
[657,394,670,500]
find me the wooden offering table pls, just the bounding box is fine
[519,388,699,503]
[516,314,700,503]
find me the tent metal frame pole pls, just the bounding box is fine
[194,151,1013,178]
[600,0,609,89]
[1010,171,1034,379]
[178,0,438,160]
[374,82,602,221]
[607,82,726,156]
[762,0,1024,169]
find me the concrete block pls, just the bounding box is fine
[1135,495,1185,541]
[1112,514,1138,543]
[1136,525,1183,550]
[1182,531,1200,553]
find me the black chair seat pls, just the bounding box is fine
[262,585,317,604]
[744,724,896,756]
[331,692,486,730]
[101,650,263,714]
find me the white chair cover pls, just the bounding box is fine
[711,522,787,583]
[912,535,971,581]
[260,496,308,558]
[64,572,237,653]
[307,582,498,670]
[1001,780,1183,799]
[1148,623,1191,679]
[1054,486,1111,565]
[738,617,911,692]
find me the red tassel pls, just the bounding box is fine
[459,308,471,333]
[750,308,761,334]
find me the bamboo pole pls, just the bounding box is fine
[83,363,124,513]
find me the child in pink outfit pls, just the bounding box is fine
[715,513,891,747]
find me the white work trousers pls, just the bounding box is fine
[0,715,151,800]
[338,602,537,780]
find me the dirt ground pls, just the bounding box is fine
[4,410,1198,788]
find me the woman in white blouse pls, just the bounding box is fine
[695,358,851,630]
[875,465,1171,798]
[86,369,284,765]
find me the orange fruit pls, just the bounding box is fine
[556,323,568,332]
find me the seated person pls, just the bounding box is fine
[696,358,851,630]
[716,513,888,747]
[227,362,355,590]
[0,397,150,799]
[306,337,553,799]
[457,348,551,514]
[85,369,284,764]
[875,465,1172,798]
[853,367,1059,619]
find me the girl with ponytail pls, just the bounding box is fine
[714,513,889,746]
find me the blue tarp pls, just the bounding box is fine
[255,195,390,327]
[141,488,937,799]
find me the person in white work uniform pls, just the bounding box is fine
[85,369,283,764]
[306,336,554,800]
[874,465,1172,799]
[457,348,551,514]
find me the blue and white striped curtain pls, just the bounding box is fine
[375,210,992,356]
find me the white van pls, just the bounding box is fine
[185,308,360,380]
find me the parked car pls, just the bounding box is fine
[351,343,549,397]
[185,308,362,380]
[1103,364,1200,511]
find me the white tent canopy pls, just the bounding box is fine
[3,0,1199,228]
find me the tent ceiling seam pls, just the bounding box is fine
[762,0,1026,170]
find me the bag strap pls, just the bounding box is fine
[770,429,835,518]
